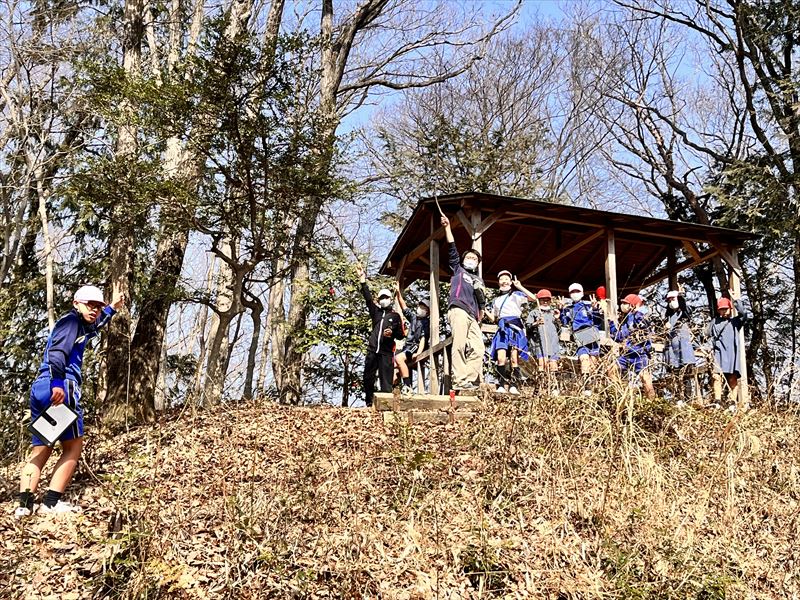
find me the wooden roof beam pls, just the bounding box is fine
[639,248,720,289]
[518,229,606,281]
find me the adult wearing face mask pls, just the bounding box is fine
[608,293,655,399]
[560,283,604,395]
[442,214,486,391]
[664,290,697,403]
[357,265,405,407]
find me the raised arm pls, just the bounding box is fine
[394,281,408,312]
[512,277,537,302]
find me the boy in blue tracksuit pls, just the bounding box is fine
[560,282,604,393]
[16,285,123,517]
[608,293,655,398]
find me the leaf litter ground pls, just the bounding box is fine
[1,393,799,599]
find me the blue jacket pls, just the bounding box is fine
[39,306,116,392]
[609,309,652,356]
[560,301,603,331]
[447,242,485,320]
[402,308,430,354]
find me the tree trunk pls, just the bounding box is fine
[103,0,143,426]
[242,290,263,401]
[126,227,189,420]
[33,165,56,330]
[202,236,242,405]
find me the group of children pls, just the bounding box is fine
[358,213,749,406]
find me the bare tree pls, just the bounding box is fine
[268,0,520,404]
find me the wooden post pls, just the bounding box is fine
[729,249,750,408]
[667,246,678,290]
[429,215,441,394]
[605,229,618,323]
[470,208,483,279]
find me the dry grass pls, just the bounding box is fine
[2,392,799,599]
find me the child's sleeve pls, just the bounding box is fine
[734,300,749,323]
[93,305,117,331]
[47,315,80,391]
[560,307,571,327]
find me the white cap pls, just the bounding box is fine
[568,283,583,294]
[666,290,680,299]
[74,285,105,304]
[377,288,392,299]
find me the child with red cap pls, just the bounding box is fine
[707,291,748,405]
[16,285,123,518]
[524,288,561,395]
[608,293,655,398]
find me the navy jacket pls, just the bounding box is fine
[447,242,485,320]
[39,306,116,391]
[361,283,404,354]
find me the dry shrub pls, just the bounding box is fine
[1,392,799,599]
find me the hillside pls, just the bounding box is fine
[2,394,799,599]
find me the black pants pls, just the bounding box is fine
[363,351,393,406]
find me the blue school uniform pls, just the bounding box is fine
[609,309,652,374]
[490,291,530,361]
[708,300,748,376]
[30,306,116,446]
[560,301,604,357]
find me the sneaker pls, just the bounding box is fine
[508,386,519,395]
[38,501,82,515]
[496,385,506,394]
[401,385,413,396]
[14,505,36,519]
[457,382,477,391]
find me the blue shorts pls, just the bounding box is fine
[618,354,648,374]
[30,376,83,446]
[576,343,600,358]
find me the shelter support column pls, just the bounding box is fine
[729,249,749,408]
[469,209,483,279]
[604,229,618,323]
[667,247,678,290]
[429,216,441,394]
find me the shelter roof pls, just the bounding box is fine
[379,192,757,294]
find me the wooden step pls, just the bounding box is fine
[373,392,480,412]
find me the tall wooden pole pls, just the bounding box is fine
[429,213,441,394]
[729,249,750,408]
[605,229,618,323]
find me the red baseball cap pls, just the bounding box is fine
[717,298,733,310]
[536,289,552,299]
[621,293,642,307]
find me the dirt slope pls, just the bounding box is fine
[2,395,799,599]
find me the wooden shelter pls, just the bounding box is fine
[380,192,757,403]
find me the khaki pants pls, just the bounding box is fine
[448,307,484,387]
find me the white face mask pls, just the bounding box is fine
[499,284,511,292]
[620,303,631,313]
[570,292,583,303]
[541,305,552,311]
[416,307,428,318]
[463,259,478,271]
[379,298,391,309]
[668,299,679,310]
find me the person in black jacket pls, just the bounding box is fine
[357,265,405,407]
